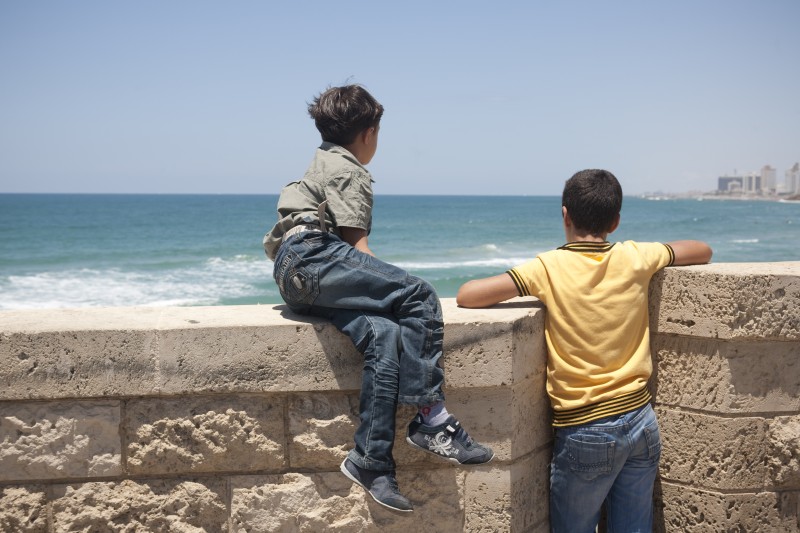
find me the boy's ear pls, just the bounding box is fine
[562,206,571,227]
[607,213,620,234]
[361,126,376,145]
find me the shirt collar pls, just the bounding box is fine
[558,241,615,253]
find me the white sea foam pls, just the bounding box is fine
[0,256,275,310]
[731,239,759,244]
[395,257,532,270]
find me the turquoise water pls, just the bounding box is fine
[0,194,797,309]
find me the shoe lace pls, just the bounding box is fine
[451,424,474,447]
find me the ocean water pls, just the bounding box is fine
[0,194,797,310]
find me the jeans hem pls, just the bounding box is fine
[398,393,445,408]
[347,449,395,472]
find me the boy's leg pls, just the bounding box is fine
[329,309,401,472]
[604,405,660,532]
[278,233,445,405]
[549,426,615,533]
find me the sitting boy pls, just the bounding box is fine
[264,84,493,513]
[456,169,712,532]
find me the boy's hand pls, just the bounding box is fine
[457,274,519,308]
[667,240,713,266]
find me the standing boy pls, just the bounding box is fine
[264,85,493,513]
[456,169,712,532]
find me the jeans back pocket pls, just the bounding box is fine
[274,248,320,306]
[567,433,615,480]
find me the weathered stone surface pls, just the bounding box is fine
[0,486,47,533]
[125,395,284,475]
[767,415,800,489]
[464,448,551,532]
[0,400,121,481]
[288,393,359,469]
[650,262,800,341]
[0,329,159,401]
[443,300,546,389]
[51,479,227,532]
[444,378,550,463]
[231,469,465,532]
[657,408,768,490]
[288,370,548,471]
[656,482,800,533]
[652,335,800,413]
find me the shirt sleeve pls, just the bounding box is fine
[506,257,546,298]
[324,170,373,231]
[632,241,675,273]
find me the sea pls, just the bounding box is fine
[0,194,797,310]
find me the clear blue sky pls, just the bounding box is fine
[1,1,798,195]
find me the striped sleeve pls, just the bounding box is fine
[505,257,545,298]
[506,268,528,297]
[664,243,675,266]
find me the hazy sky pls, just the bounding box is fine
[1,1,798,196]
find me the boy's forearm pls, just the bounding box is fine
[457,275,519,308]
[340,227,375,256]
[667,240,713,266]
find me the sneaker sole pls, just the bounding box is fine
[339,459,413,513]
[405,437,495,465]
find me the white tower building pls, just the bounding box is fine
[786,163,800,195]
[761,165,777,194]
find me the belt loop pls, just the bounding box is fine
[317,200,328,233]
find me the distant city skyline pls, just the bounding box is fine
[1,1,799,196]
[714,162,800,196]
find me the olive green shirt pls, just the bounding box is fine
[263,143,374,260]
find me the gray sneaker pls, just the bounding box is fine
[406,414,494,465]
[340,458,413,512]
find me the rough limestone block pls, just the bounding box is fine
[231,469,465,532]
[657,408,768,490]
[0,486,47,533]
[288,393,360,469]
[0,329,158,401]
[443,378,551,463]
[156,321,363,395]
[0,400,121,481]
[51,478,227,533]
[288,375,549,472]
[650,262,800,341]
[652,335,800,413]
[125,394,284,475]
[464,448,551,532]
[768,415,800,489]
[655,482,800,533]
[442,300,546,389]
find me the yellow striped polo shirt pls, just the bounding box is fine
[507,241,674,427]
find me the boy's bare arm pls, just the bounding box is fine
[667,240,713,266]
[340,227,375,257]
[456,274,519,308]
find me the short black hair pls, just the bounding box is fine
[562,169,623,235]
[307,85,384,146]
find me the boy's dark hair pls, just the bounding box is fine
[308,85,384,146]
[562,169,623,235]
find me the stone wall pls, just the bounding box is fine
[0,298,550,532]
[648,262,800,532]
[0,262,798,532]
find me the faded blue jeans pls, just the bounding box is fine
[273,231,445,471]
[550,403,661,533]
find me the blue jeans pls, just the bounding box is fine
[550,403,661,533]
[273,231,445,471]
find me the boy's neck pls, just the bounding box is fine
[565,232,608,243]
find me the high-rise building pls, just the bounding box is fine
[718,175,743,192]
[786,163,800,195]
[761,165,777,193]
[743,173,761,193]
